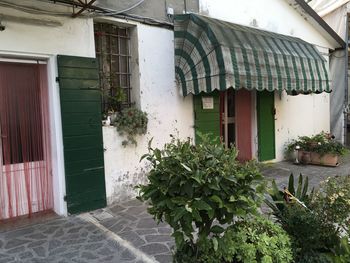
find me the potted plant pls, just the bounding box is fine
[286,132,347,167]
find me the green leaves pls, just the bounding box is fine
[114,107,148,147]
[138,134,265,260]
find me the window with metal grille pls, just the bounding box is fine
[94,23,131,114]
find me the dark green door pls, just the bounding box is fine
[58,55,106,214]
[257,91,275,161]
[194,92,220,144]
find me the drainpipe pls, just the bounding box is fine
[344,14,349,145]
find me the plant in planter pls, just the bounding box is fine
[286,132,347,166]
[114,107,148,146]
[137,134,293,262]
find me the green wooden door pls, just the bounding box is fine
[193,92,220,143]
[58,55,106,214]
[257,91,276,161]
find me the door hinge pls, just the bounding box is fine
[56,77,60,82]
[64,195,68,202]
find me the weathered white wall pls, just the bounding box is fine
[200,0,332,161]
[0,4,96,216]
[103,23,194,204]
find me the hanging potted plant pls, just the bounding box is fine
[114,107,148,146]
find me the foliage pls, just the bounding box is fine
[174,216,293,263]
[137,134,265,258]
[265,173,314,219]
[265,173,350,262]
[286,132,347,156]
[114,107,148,146]
[329,237,350,263]
[281,205,339,263]
[311,175,350,232]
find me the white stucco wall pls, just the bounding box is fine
[0,3,194,211]
[200,0,333,161]
[103,24,194,204]
[0,5,95,216]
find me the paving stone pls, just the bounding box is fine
[19,251,34,259]
[93,211,114,221]
[67,226,82,234]
[48,240,62,251]
[121,249,136,261]
[136,218,164,229]
[53,228,65,238]
[84,242,104,250]
[139,243,169,255]
[145,234,173,243]
[158,228,172,234]
[61,250,80,259]
[33,246,46,257]
[118,231,146,247]
[5,238,28,249]
[109,220,128,233]
[155,254,173,263]
[100,218,118,228]
[98,246,114,256]
[135,229,157,236]
[123,199,143,207]
[81,251,99,260]
[125,206,147,216]
[27,240,47,248]
[109,204,127,214]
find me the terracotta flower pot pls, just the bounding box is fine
[298,151,311,164]
[310,152,339,167]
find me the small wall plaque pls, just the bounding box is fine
[202,97,214,109]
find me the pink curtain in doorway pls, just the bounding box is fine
[0,62,53,220]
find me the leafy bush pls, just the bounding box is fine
[174,216,293,263]
[114,107,148,146]
[286,132,347,156]
[311,175,350,231]
[138,134,265,260]
[266,174,345,262]
[329,237,350,263]
[221,217,293,263]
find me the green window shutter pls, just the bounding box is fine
[57,55,107,214]
[193,91,220,144]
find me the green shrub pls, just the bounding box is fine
[266,174,344,262]
[174,216,293,263]
[311,176,350,232]
[138,134,265,259]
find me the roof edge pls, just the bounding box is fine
[291,0,346,49]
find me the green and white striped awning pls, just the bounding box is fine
[174,14,330,96]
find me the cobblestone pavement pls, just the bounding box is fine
[0,215,148,263]
[1,156,349,263]
[262,154,350,189]
[90,199,174,263]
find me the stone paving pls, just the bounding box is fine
[262,154,350,189]
[90,199,174,263]
[0,215,146,263]
[1,155,349,263]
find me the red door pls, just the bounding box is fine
[0,62,53,220]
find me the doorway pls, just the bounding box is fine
[0,62,53,220]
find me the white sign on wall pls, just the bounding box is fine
[202,97,214,109]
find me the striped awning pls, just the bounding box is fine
[174,14,330,96]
